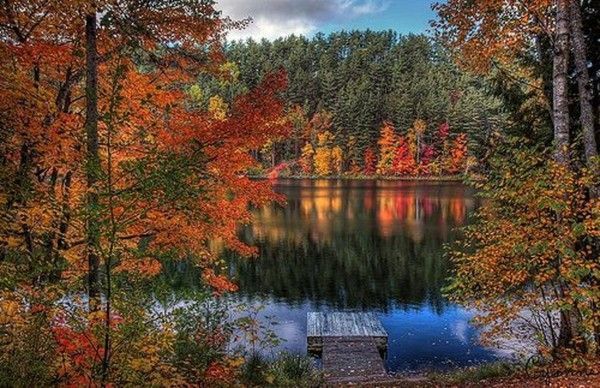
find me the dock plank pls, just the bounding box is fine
[322,337,388,384]
[307,312,390,384]
[307,312,387,337]
[307,312,387,353]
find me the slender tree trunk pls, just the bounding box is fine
[568,1,600,354]
[85,11,101,311]
[552,0,580,352]
[553,0,571,165]
[568,0,599,196]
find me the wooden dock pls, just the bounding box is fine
[307,312,390,384]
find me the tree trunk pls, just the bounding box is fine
[85,12,101,311]
[568,0,599,196]
[552,0,578,352]
[553,0,571,165]
[568,1,600,354]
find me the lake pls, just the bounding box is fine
[226,179,501,374]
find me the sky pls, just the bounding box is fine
[215,0,438,41]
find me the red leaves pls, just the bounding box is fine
[437,122,450,139]
[392,136,417,175]
[363,147,377,175]
[53,324,103,386]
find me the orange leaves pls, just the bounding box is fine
[449,133,468,174]
[203,360,238,385]
[0,1,293,385]
[447,144,600,351]
[53,325,103,380]
[114,258,162,277]
[0,299,20,325]
[202,269,238,295]
[433,0,552,73]
[376,121,398,175]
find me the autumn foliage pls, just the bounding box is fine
[289,115,468,177]
[363,147,377,175]
[0,0,288,385]
[447,142,600,355]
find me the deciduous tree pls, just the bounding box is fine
[376,121,398,175]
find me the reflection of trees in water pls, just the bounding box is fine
[228,231,450,313]
[250,180,473,245]
[226,180,476,313]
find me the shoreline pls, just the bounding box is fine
[248,174,467,182]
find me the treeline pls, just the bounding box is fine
[223,32,505,175]
[295,116,468,177]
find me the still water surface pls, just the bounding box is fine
[227,179,500,373]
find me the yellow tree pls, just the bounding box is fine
[314,131,334,176]
[331,146,344,175]
[299,142,315,174]
[376,121,397,175]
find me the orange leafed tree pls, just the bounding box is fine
[376,121,398,175]
[448,133,468,174]
[0,0,288,384]
[433,0,552,73]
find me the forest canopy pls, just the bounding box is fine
[202,32,507,176]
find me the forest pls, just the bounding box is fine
[0,0,599,386]
[221,33,503,177]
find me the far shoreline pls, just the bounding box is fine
[247,174,468,182]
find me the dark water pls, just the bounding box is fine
[227,179,500,373]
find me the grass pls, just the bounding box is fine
[240,352,322,387]
[425,361,518,385]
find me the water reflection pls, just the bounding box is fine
[222,179,499,372]
[228,179,475,311]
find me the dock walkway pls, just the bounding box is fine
[307,312,390,384]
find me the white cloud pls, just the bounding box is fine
[226,17,317,41]
[215,0,389,41]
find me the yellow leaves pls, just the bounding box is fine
[5,236,22,249]
[449,146,600,352]
[0,299,20,325]
[228,356,245,368]
[208,95,228,121]
[413,119,426,136]
[331,146,343,175]
[313,130,336,176]
[299,142,315,174]
[218,62,240,85]
[187,84,204,103]
[376,121,397,175]
[87,310,105,322]
[314,146,332,176]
